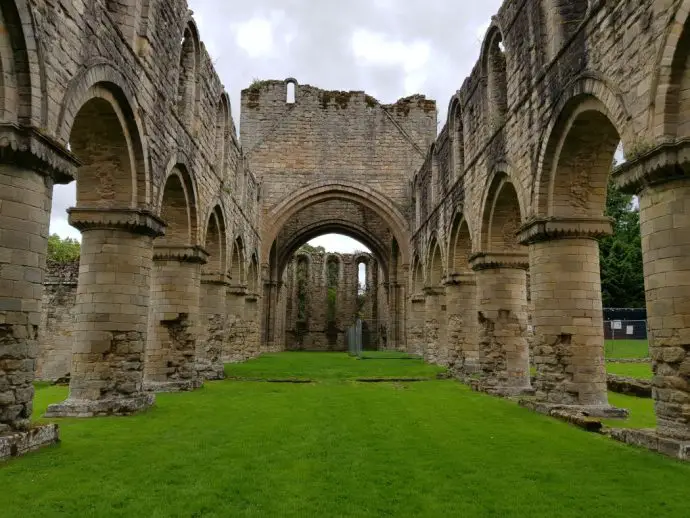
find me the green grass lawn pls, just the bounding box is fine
[224,351,445,380]
[604,393,657,429]
[2,352,688,517]
[606,362,653,380]
[605,339,649,359]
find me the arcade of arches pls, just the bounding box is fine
[3,0,690,460]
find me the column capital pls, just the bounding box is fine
[613,139,690,194]
[245,292,261,302]
[201,272,230,285]
[469,252,529,271]
[423,285,444,296]
[0,123,78,183]
[227,284,248,296]
[68,208,165,237]
[410,293,426,303]
[518,216,612,245]
[443,273,476,286]
[153,245,209,264]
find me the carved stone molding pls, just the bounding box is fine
[201,272,230,285]
[423,285,444,296]
[469,252,529,271]
[153,245,209,264]
[443,273,476,286]
[0,123,78,184]
[613,139,690,194]
[410,293,426,303]
[518,216,612,245]
[68,208,166,237]
[227,284,248,296]
[245,292,260,302]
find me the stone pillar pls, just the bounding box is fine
[407,294,425,356]
[224,285,247,362]
[46,209,164,417]
[519,217,611,407]
[144,246,206,392]
[1,127,72,459]
[470,252,532,395]
[245,292,261,359]
[615,144,690,440]
[197,273,227,381]
[444,273,479,375]
[424,286,447,365]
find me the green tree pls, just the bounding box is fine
[599,178,645,308]
[298,243,326,254]
[47,234,80,263]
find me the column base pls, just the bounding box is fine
[144,379,203,393]
[519,400,629,419]
[45,394,155,418]
[607,428,690,462]
[200,368,225,381]
[0,424,60,462]
[469,379,535,397]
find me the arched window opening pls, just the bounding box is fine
[450,99,465,180]
[326,257,340,324]
[230,238,245,286]
[215,96,229,173]
[296,256,309,322]
[177,26,199,127]
[485,28,508,132]
[286,81,296,104]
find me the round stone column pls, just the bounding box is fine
[224,284,247,362]
[245,292,261,359]
[520,218,612,407]
[197,273,227,381]
[444,273,479,375]
[144,246,206,392]
[46,209,164,417]
[424,286,447,365]
[470,252,532,395]
[615,146,690,440]
[0,163,54,431]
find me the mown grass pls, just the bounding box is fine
[606,362,653,380]
[224,351,445,380]
[604,393,657,430]
[2,353,688,517]
[605,339,649,359]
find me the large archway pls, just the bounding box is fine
[262,183,409,352]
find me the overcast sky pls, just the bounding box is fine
[50,0,503,252]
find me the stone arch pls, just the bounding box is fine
[0,0,42,125]
[285,78,298,104]
[177,20,201,128]
[541,0,589,60]
[203,206,227,275]
[229,236,246,285]
[481,172,523,252]
[651,0,690,139]
[535,93,622,219]
[480,23,508,132]
[56,63,151,208]
[264,180,411,266]
[448,95,464,180]
[448,213,473,274]
[157,164,198,247]
[426,237,444,288]
[215,93,230,174]
[277,220,389,277]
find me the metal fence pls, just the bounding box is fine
[604,319,648,341]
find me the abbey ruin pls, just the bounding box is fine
[3,0,690,460]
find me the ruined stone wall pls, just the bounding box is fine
[35,261,79,381]
[283,252,380,351]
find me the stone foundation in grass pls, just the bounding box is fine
[0,424,59,462]
[45,394,155,418]
[606,374,652,398]
[517,399,629,432]
[607,428,690,462]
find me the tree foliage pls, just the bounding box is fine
[298,243,326,254]
[599,178,645,308]
[47,234,80,263]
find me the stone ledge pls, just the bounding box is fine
[469,252,529,271]
[153,245,209,264]
[606,428,690,462]
[68,208,166,237]
[518,216,612,245]
[144,379,203,393]
[0,424,60,462]
[45,394,155,418]
[468,378,535,397]
[607,374,652,398]
[612,139,690,194]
